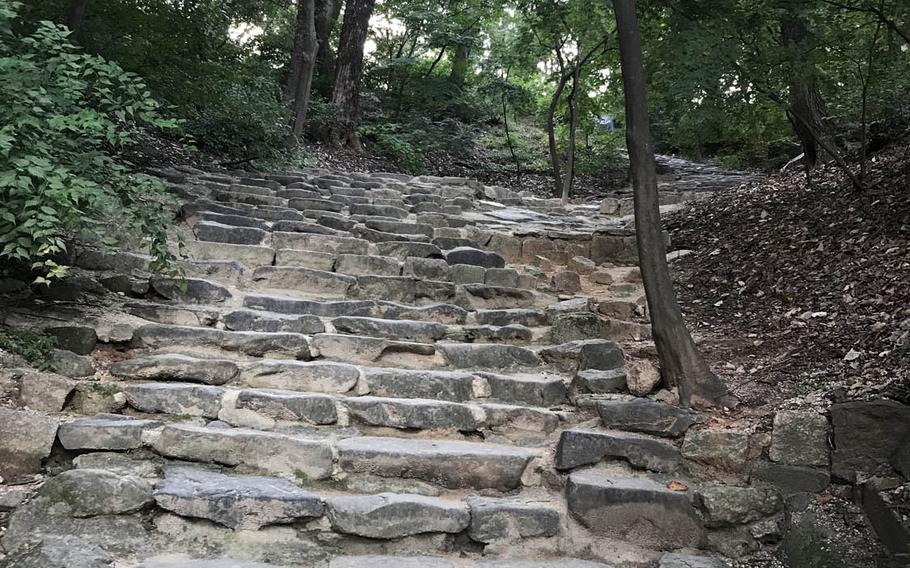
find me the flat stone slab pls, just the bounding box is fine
[39,468,153,517]
[110,354,239,385]
[362,368,476,402]
[58,418,158,451]
[133,324,311,360]
[345,397,478,431]
[125,383,225,418]
[467,497,560,543]
[150,424,333,481]
[134,561,280,568]
[250,266,355,296]
[476,562,616,568]
[596,399,704,438]
[312,333,438,368]
[329,557,454,568]
[438,344,540,370]
[236,389,337,424]
[325,493,469,538]
[555,428,681,473]
[331,316,448,342]
[237,360,360,394]
[337,436,537,490]
[0,409,59,483]
[154,465,323,529]
[566,470,705,550]
[223,309,325,334]
[150,277,232,304]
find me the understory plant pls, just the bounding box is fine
[0,1,181,281]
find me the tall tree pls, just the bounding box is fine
[287,0,320,144]
[612,0,730,409]
[315,0,343,97]
[330,0,376,149]
[65,0,89,38]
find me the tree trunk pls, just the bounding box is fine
[315,0,341,97]
[502,94,522,181]
[612,0,730,409]
[288,0,319,145]
[448,43,471,88]
[546,73,571,197]
[330,0,376,150]
[65,0,89,38]
[562,60,581,205]
[285,0,312,103]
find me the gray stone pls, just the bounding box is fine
[17,370,75,412]
[363,368,475,402]
[350,203,409,219]
[337,436,536,490]
[659,553,726,568]
[444,247,506,269]
[0,536,114,568]
[193,220,267,245]
[58,418,157,451]
[893,434,910,478]
[751,462,830,495]
[336,254,401,277]
[482,372,568,407]
[548,313,611,343]
[475,309,548,327]
[332,316,448,342]
[568,256,597,274]
[376,241,443,260]
[345,397,477,431]
[830,400,910,480]
[273,248,336,271]
[73,452,161,479]
[695,484,782,527]
[467,497,560,543]
[449,264,486,284]
[153,465,323,529]
[597,399,704,438]
[325,493,469,538]
[476,562,613,568]
[329,557,453,568]
[243,294,375,317]
[556,428,682,473]
[125,383,225,418]
[238,360,359,394]
[352,275,457,304]
[0,489,26,511]
[0,409,58,482]
[572,369,627,394]
[68,382,127,414]
[288,197,344,213]
[462,284,537,309]
[479,403,559,433]
[250,266,355,295]
[485,268,520,288]
[111,354,238,386]
[566,470,705,550]
[236,389,337,424]
[552,271,581,293]
[224,309,325,334]
[49,349,95,377]
[150,277,231,304]
[45,326,97,355]
[770,411,829,467]
[311,333,436,367]
[540,339,624,373]
[439,343,540,370]
[403,257,450,281]
[273,232,370,255]
[150,424,334,481]
[682,428,751,471]
[40,469,153,517]
[133,324,311,359]
[184,240,275,266]
[625,359,661,396]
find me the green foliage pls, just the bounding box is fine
[0,1,180,279]
[358,122,426,173]
[0,328,56,369]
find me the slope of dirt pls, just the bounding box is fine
[666,141,910,411]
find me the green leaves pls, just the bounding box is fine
[0,2,179,280]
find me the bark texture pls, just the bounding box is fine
[315,0,342,97]
[288,0,320,144]
[612,0,729,408]
[330,0,376,149]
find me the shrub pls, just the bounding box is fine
[0,2,180,280]
[0,328,56,369]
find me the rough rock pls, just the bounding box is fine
[830,400,910,480]
[45,326,97,355]
[110,354,239,386]
[223,310,325,334]
[681,428,751,471]
[39,469,153,517]
[439,343,540,370]
[444,247,506,268]
[694,483,782,527]
[153,465,323,529]
[125,383,225,418]
[345,397,477,431]
[329,557,454,568]
[659,553,726,568]
[572,369,627,394]
[17,370,75,412]
[540,339,624,373]
[0,536,114,568]
[58,418,157,451]
[751,462,830,495]
[552,270,581,293]
[555,428,681,473]
[0,409,58,482]
[597,399,704,438]
[238,360,359,394]
[49,348,96,377]
[566,469,705,549]
[625,359,661,396]
[466,497,560,543]
[235,389,337,424]
[325,493,469,538]
[769,411,829,467]
[150,277,231,304]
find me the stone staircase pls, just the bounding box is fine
[0,168,790,568]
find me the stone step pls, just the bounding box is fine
[595,399,705,438]
[311,333,440,369]
[325,493,469,539]
[111,353,240,385]
[555,428,682,473]
[437,343,540,370]
[183,240,275,266]
[194,220,268,246]
[273,232,369,255]
[154,465,323,529]
[331,316,448,342]
[243,293,468,324]
[349,275,458,305]
[248,266,355,296]
[150,424,334,481]
[132,324,311,360]
[336,436,537,490]
[566,469,706,550]
[475,309,549,327]
[236,359,361,393]
[223,309,325,334]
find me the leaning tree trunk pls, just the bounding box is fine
[546,73,571,198]
[612,0,730,409]
[288,0,319,145]
[315,0,342,98]
[330,0,376,150]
